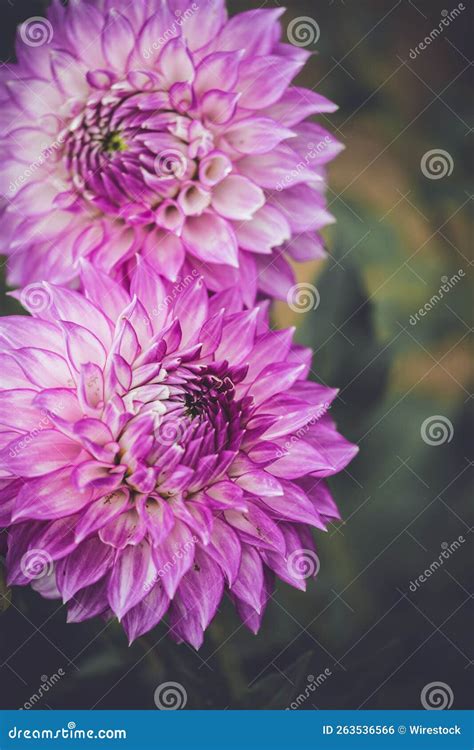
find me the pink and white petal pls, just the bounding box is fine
[107,540,156,620]
[182,212,238,267]
[212,175,264,220]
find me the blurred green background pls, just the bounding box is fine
[0,0,472,710]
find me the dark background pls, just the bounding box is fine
[0,0,472,710]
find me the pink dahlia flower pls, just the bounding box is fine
[1,0,341,303]
[0,261,357,646]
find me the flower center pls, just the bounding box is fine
[63,87,219,223]
[102,130,127,153]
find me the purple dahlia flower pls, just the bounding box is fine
[1,0,341,303]
[0,261,357,646]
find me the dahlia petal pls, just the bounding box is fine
[9,348,73,390]
[193,51,242,95]
[234,568,273,633]
[263,87,338,126]
[225,502,286,554]
[215,308,258,364]
[67,578,110,623]
[31,567,60,600]
[137,496,175,548]
[170,550,224,646]
[255,253,295,301]
[230,545,265,613]
[0,317,62,354]
[235,470,283,497]
[122,580,170,643]
[170,0,227,52]
[211,175,264,221]
[307,422,359,477]
[6,521,44,586]
[0,389,48,431]
[285,233,327,262]
[212,9,285,56]
[31,514,81,563]
[107,539,156,620]
[261,480,327,529]
[238,144,319,190]
[237,56,304,109]
[244,329,293,382]
[269,440,339,479]
[132,8,176,66]
[224,117,294,155]
[50,50,89,99]
[12,467,92,522]
[249,363,306,406]
[75,489,131,543]
[99,504,147,550]
[293,122,345,165]
[200,90,240,126]
[1,431,82,479]
[302,480,342,522]
[102,10,136,73]
[57,536,114,602]
[62,321,107,372]
[272,185,335,233]
[235,205,290,254]
[205,516,241,585]
[151,520,195,598]
[261,524,313,591]
[39,283,113,346]
[158,38,195,87]
[182,212,238,267]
